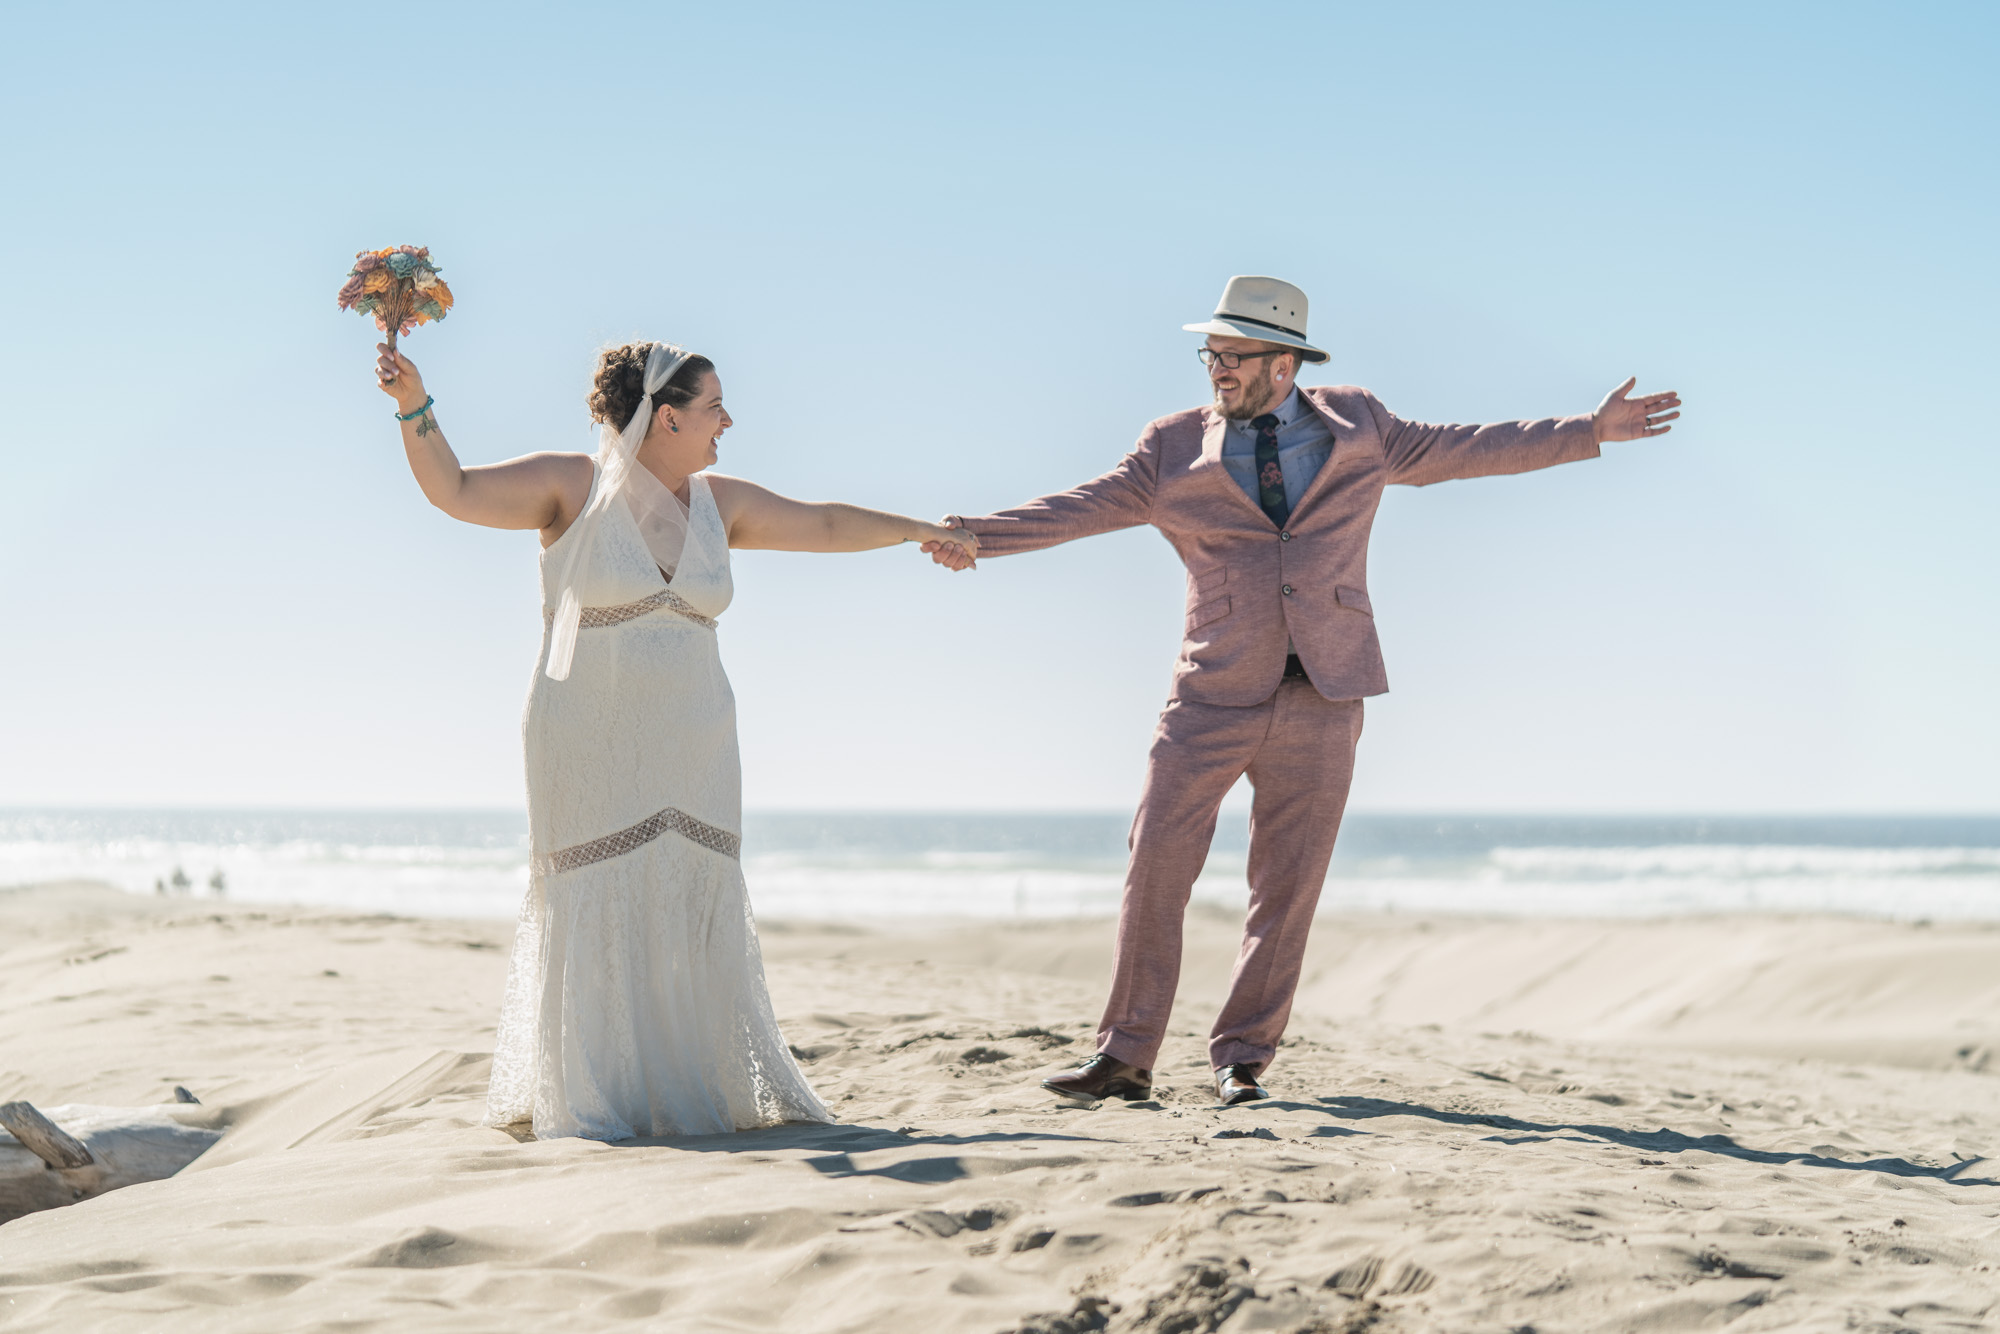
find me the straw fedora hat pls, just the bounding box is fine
[1183,275,1328,363]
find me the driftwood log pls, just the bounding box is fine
[0,1103,92,1169]
[0,1096,222,1224]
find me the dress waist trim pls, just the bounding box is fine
[544,587,716,633]
[536,805,742,876]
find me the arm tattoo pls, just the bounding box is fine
[414,410,439,439]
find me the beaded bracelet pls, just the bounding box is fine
[394,394,435,422]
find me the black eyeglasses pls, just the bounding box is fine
[1197,347,1293,370]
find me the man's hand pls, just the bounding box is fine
[920,516,978,572]
[1593,377,1682,443]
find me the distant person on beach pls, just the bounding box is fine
[375,339,977,1140]
[925,276,1680,1107]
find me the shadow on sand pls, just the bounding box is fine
[607,1096,1996,1189]
[616,1121,1099,1183]
[1306,1095,1999,1186]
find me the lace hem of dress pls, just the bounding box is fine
[536,805,742,875]
[544,587,716,632]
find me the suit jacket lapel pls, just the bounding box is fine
[1284,390,1360,524]
[1191,410,1273,523]
[1197,410,1228,469]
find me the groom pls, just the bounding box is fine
[929,276,1680,1106]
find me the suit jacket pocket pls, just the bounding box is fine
[1190,564,1228,594]
[1335,585,1373,616]
[1186,595,1232,632]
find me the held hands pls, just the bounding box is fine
[918,517,979,572]
[375,342,429,416]
[1593,377,1682,443]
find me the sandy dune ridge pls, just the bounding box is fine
[1,881,1997,1331]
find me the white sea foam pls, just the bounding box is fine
[2,812,1995,923]
[0,834,529,919]
[1485,843,2000,877]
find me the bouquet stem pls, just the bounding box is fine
[383,284,410,356]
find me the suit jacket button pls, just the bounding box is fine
[1281,584,1294,596]
[1279,531,1292,541]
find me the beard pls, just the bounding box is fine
[1215,373,1288,421]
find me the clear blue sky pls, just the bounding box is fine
[2,2,1994,812]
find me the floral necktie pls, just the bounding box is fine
[1252,412,1288,527]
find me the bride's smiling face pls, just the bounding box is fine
[650,371,731,474]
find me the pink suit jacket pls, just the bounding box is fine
[957,385,1601,707]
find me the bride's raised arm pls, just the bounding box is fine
[377,344,593,543]
[706,474,978,565]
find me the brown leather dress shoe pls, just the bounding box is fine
[1042,1053,1153,1102]
[1214,1063,1269,1105]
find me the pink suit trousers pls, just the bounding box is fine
[1101,680,1362,1074]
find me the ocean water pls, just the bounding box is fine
[3,810,1998,924]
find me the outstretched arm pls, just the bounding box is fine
[924,426,1163,569]
[377,345,592,538]
[1378,378,1681,488]
[706,474,978,562]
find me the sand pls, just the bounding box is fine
[1,881,1997,1332]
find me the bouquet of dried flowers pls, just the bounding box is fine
[336,245,453,353]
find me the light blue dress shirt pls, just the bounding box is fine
[1218,386,1334,520]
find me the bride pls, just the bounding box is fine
[375,338,977,1140]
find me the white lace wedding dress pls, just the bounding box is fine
[485,470,830,1140]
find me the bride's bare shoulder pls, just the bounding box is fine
[528,450,595,473]
[482,449,593,478]
[506,451,595,546]
[700,472,775,508]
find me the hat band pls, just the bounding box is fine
[1215,311,1307,341]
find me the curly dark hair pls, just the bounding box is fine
[587,342,716,431]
